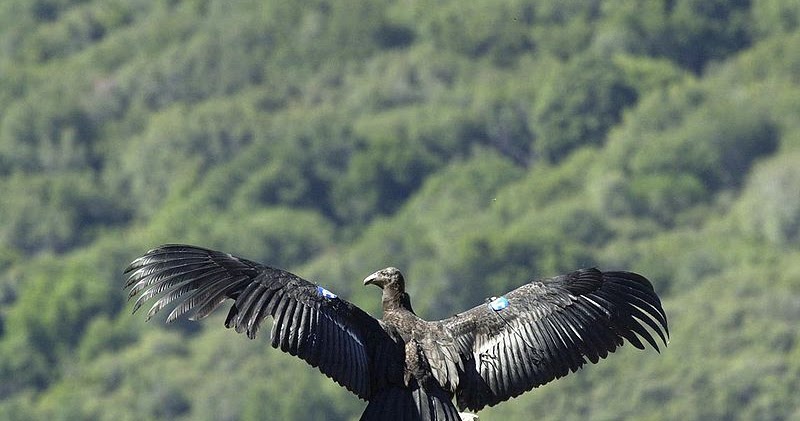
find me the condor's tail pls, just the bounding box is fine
[360,381,461,421]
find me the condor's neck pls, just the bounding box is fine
[382,285,415,314]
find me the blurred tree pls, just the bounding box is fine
[752,0,800,38]
[600,80,778,225]
[0,92,96,174]
[0,172,129,253]
[112,101,259,219]
[736,152,800,247]
[667,0,752,71]
[332,105,476,223]
[421,0,534,65]
[531,0,601,59]
[599,0,753,72]
[2,256,120,364]
[532,52,637,162]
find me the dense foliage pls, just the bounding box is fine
[1,0,799,419]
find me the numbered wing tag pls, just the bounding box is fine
[316,285,338,299]
[488,296,509,311]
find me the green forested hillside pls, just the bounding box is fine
[1,0,799,419]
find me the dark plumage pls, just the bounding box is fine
[124,244,669,420]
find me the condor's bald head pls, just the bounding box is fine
[363,267,405,291]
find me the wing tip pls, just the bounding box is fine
[602,270,669,344]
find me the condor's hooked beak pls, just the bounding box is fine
[363,267,401,288]
[363,271,380,286]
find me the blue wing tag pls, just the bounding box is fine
[489,296,509,311]
[316,285,338,299]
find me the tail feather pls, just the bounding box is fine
[361,382,460,421]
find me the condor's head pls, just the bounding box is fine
[363,267,405,291]
[363,267,413,312]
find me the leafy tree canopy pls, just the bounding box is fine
[2,1,800,419]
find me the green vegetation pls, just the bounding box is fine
[2,0,799,419]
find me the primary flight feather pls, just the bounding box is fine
[125,244,668,420]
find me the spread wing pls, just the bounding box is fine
[124,244,390,400]
[440,268,669,411]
